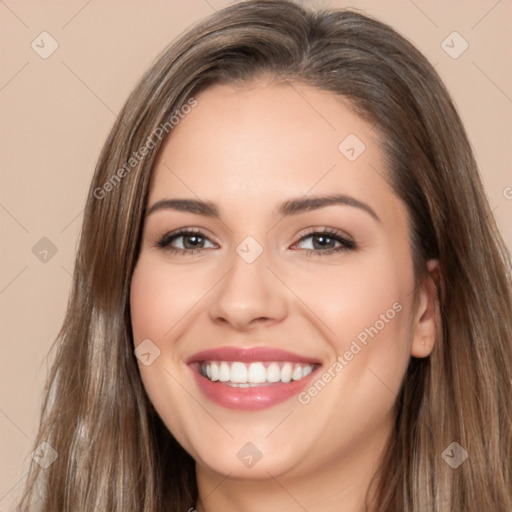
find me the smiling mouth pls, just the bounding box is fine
[187,346,321,410]
[199,361,316,386]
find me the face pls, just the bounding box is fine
[130,81,436,485]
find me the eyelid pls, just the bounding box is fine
[295,226,354,244]
[156,227,218,251]
[155,226,356,255]
[291,227,356,253]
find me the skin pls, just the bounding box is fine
[130,80,439,512]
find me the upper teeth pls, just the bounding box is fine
[201,361,315,385]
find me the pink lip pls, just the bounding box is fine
[187,346,321,411]
[186,346,321,364]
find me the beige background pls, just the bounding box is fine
[0,0,511,507]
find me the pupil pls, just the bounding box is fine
[313,235,334,250]
[184,235,203,249]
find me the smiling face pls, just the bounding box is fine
[129,80,436,496]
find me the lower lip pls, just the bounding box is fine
[190,364,318,411]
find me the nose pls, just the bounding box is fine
[208,246,288,332]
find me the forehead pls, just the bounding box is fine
[148,81,402,223]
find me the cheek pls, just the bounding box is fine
[130,256,207,344]
[291,253,415,435]
[303,255,410,327]
[293,252,415,386]
[129,258,200,443]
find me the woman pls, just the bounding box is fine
[18,1,512,510]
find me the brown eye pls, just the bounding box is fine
[293,229,356,256]
[157,229,217,254]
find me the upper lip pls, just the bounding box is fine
[186,346,321,365]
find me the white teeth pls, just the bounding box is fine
[292,365,303,381]
[281,363,292,383]
[219,362,230,382]
[200,361,316,385]
[210,362,219,381]
[266,362,281,383]
[230,362,247,383]
[248,362,267,383]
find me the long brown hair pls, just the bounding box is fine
[18,1,512,510]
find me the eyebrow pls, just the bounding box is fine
[147,193,380,222]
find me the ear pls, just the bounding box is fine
[411,259,442,358]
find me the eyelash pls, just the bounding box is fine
[156,227,356,257]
